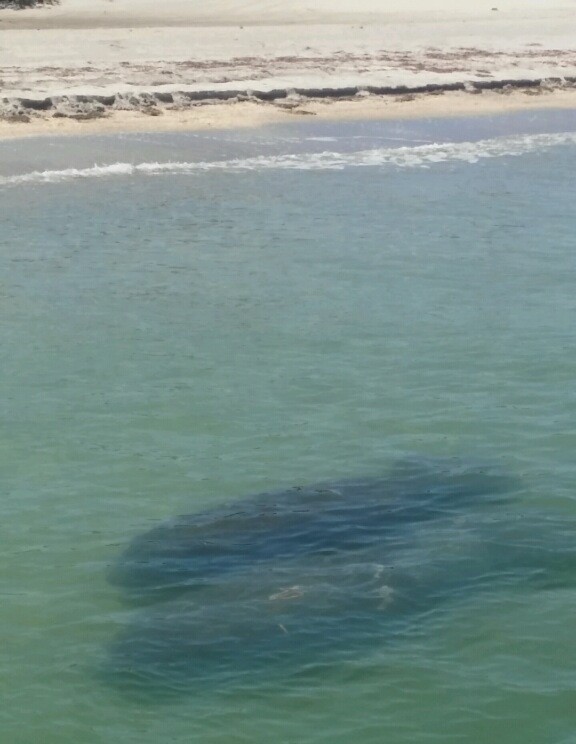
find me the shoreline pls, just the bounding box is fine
[2,0,576,140]
[2,85,576,141]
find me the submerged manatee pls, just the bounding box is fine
[108,457,516,604]
[106,540,502,696]
[101,457,539,697]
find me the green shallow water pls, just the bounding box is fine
[1,116,576,742]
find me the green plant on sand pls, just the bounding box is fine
[0,0,59,7]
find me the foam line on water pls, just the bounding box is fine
[2,132,576,187]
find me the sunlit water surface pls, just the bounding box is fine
[1,112,576,743]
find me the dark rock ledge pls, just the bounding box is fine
[2,77,575,123]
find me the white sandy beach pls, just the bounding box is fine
[1,0,576,137]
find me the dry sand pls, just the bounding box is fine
[1,0,576,138]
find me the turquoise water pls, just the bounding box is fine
[2,113,576,743]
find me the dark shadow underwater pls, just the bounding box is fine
[100,456,576,702]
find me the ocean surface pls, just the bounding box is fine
[1,109,576,743]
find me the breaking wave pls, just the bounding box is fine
[2,131,576,187]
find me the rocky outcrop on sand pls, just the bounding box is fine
[1,77,575,125]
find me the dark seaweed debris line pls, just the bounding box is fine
[2,76,575,124]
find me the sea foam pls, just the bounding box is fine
[2,131,576,187]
